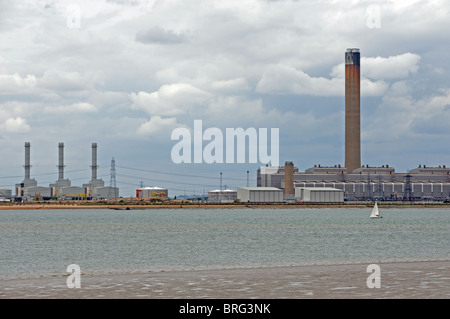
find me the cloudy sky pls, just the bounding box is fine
[1,0,449,197]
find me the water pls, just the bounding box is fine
[0,208,449,279]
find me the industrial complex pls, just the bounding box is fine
[256,49,450,202]
[0,142,119,202]
[1,48,449,204]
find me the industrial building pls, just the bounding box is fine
[82,143,119,199]
[259,162,450,202]
[295,187,344,203]
[82,143,105,191]
[12,142,119,201]
[15,142,38,197]
[207,189,237,203]
[257,48,450,202]
[0,189,12,199]
[136,187,168,199]
[49,143,71,194]
[48,143,88,199]
[237,187,284,203]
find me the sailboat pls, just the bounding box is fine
[370,202,382,218]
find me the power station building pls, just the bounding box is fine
[82,143,119,199]
[258,163,450,201]
[257,48,450,202]
[14,142,119,200]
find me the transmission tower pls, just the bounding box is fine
[403,173,413,202]
[108,157,117,200]
[376,175,384,200]
[366,172,372,201]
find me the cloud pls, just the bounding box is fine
[330,53,421,80]
[256,64,387,96]
[257,52,420,97]
[0,73,37,93]
[1,117,31,133]
[0,0,449,194]
[135,27,187,44]
[38,70,100,91]
[204,96,273,126]
[210,77,250,93]
[0,101,39,118]
[410,89,450,136]
[106,0,141,6]
[43,102,98,114]
[130,83,211,116]
[363,84,450,145]
[137,115,185,135]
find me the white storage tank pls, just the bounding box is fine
[136,187,168,199]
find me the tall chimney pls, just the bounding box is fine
[24,142,31,180]
[345,48,361,173]
[284,161,294,196]
[57,143,65,180]
[90,142,98,181]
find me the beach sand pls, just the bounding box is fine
[0,260,449,299]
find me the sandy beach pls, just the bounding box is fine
[1,260,449,299]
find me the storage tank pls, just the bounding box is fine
[136,187,168,199]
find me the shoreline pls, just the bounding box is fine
[1,202,450,210]
[1,259,449,298]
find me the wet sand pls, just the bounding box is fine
[1,260,449,299]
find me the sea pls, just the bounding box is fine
[0,207,449,280]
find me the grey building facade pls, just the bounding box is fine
[258,164,450,201]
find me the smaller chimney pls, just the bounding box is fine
[57,143,65,180]
[90,143,98,181]
[284,161,294,196]
[24,142,31,180]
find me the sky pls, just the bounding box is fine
[0,0,449,197]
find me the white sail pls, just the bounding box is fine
[370,202,380,218]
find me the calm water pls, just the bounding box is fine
[0,208,449,279]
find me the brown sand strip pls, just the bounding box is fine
[1,202,450,210]
[0,260,449,299]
